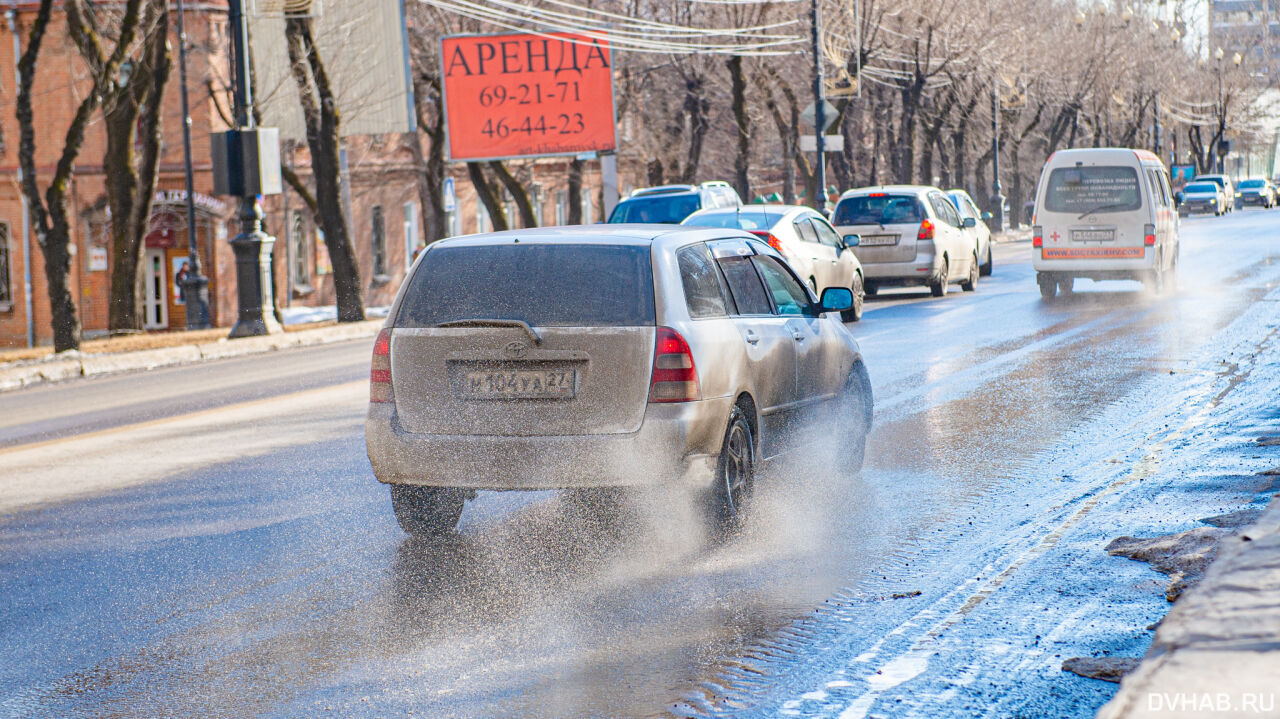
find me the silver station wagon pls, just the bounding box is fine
[365,226,874,537]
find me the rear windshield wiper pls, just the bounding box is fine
[1077,203,1128,219]
[437,318,543,345]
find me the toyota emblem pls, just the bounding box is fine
[504,341,528,358]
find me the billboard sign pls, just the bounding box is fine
[441,32,617,162]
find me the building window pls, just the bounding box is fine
[531,185,544,226]
[477,202,490,233]
[555,190,568,225]
[371,205,387,279]
[0,222,11,311]
[502,190,518,229]
[581,194,593,224]
[403,202,420,269]
[290,211,311,292]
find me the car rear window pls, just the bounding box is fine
[1183,182,1216,193]
[397,244,655,328]
[1239,179,1265,189]
[608,195,701,223]
[832,194,925,225]
[1044,166,1142,214]
[681,208,784,231]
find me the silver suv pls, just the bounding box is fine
[365,226,874,537]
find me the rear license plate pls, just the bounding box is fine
[459,369,576,399]
[1071,229,1115,243]
[859,234,899,246]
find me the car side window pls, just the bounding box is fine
[794,218,820,244]
[928,194,952,226]
[810,216,844,248]
[753,255,813,316]
[717,255,774,315]
[676,243,732,318]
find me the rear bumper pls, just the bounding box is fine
[861,247,940,284]
[1033,246,1154,274]
[365,397,734,490]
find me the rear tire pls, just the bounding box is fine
[864,281,879,297]
[930,259,949,297]
[841,271,865,322]
[1142,257,1166,295]
[710,406,756,534]
[961,252,979,292]
[390,485,466,538]
[980,244,993,276]
[1058,276,1075,295]
[1038,272,1058,300]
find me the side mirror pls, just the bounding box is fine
[980,211,993,221]
[962,217,977,229]
[819,287,854,312]
[842,234,860,248]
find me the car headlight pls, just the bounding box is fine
[1210,199,1216,204]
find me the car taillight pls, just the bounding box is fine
[648,326,700,403]
[917,218,935,241]
[1143,223,1156,246]
[748,230,786,255]
[370,328,393,403]
[1033,225,1043,248]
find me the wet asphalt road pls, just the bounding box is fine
[4,209,1280,718]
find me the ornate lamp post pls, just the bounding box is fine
[175,0,211,329]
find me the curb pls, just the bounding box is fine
[1097,493,1280,719]
[0,319,383,393]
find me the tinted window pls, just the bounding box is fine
[754,256,812,315]
[717,256,773,315]
[608,194,701,223]
[947,193,977,219]
[1183,183,1217,193]
[681,208,786,231]
[398,244,655,328]
[1044,166,1142,213]
[794,219,820,243]
[810,217,844,247]
[677,244,732,318]
[930,194,960,226]
[1239,179,1266,189]
[833,194,925,225]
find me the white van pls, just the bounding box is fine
[1031,148,1179,299]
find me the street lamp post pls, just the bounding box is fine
[810,0,826,213]
[225,0,281,338]
[1216,46,1226,174]
[990,81,1004,233]
[175,0,210,330]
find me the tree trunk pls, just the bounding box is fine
[568,159,584,224]
[467,162,507,231]
[678,75,711,184]
[412,76,447,243]
[18,0,146,351]
[728,55,750,201]
[489,161,536,228]
[285,17,364,322]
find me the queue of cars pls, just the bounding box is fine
[1177,174,1278,215]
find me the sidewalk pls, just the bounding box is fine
[1098,489,1280,718]
[0,306,385,392]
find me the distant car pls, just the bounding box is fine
[831,185,981,297]
[1179,182,1223,216]
[946,189,994,276]
[1193,174,1234,213]
[366,226,874,538]
[1234,178,1275,209]
[607,182,741,224]
[682,205,866,321]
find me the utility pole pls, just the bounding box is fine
[990,82,1005,232]
[222,0,282,338]
[1153,93,1162,158]
[811,0,826,212]
[176,0,211,330]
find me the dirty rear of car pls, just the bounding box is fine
[365,227,873,538]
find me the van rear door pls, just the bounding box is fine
[1039,164,1149,260]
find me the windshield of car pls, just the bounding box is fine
[397,244,656,327]
[832,194,925,225]
[1043,166,1142,213]
[681,208,784,230]
[1239,179,1266,189]
[1183,183,1217,194]
[1193,176,1226,188]
[608,194,702,223]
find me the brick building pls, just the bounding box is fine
[0,2,617,349]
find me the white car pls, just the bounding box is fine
[831,185,980,297]
[946,189,994,276]
[682,205,867,321]
[1032,148,1179,297]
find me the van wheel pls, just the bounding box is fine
[1142,258,1166,295]
[1058,276,1074,295]
[961,252,979,292]
[842,271,865,322]
[390,485,465,537]
[980,245,993,276]
[1038,272,1058,300]
[711,406,755,533]
[930,259,949,297]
